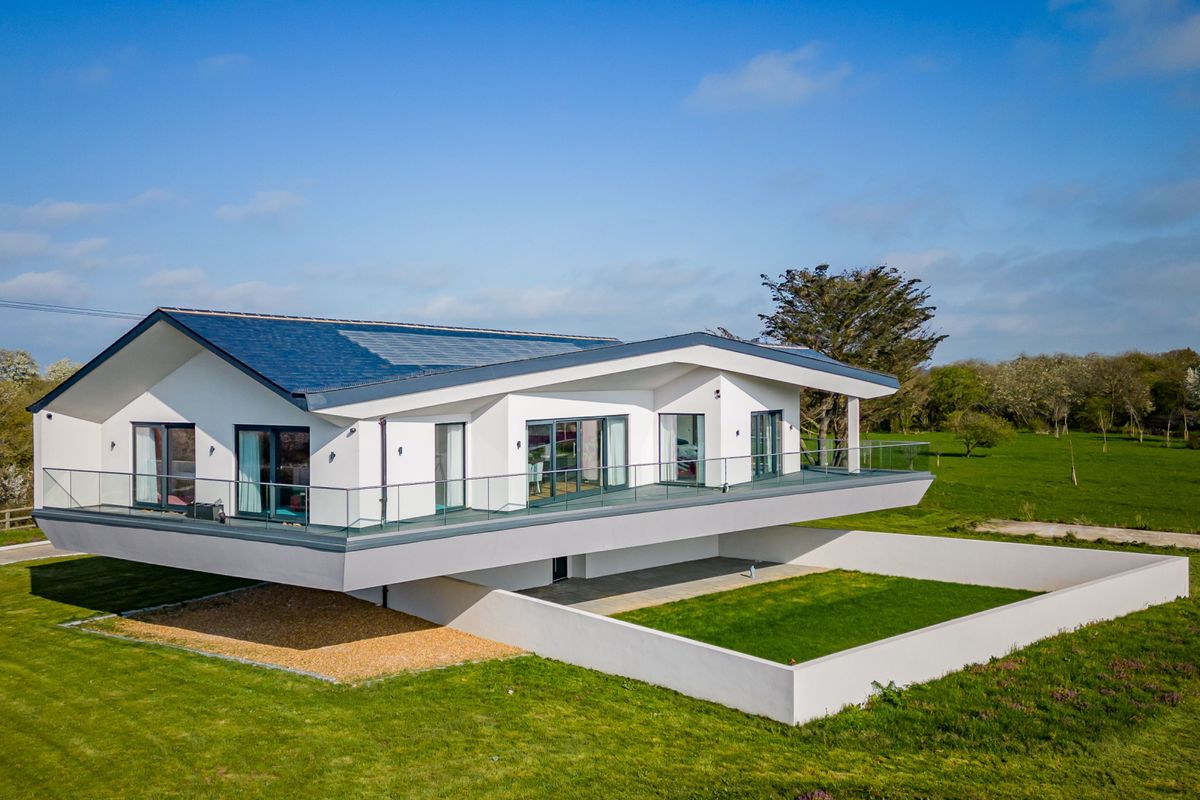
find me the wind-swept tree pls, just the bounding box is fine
[759,264,946,456]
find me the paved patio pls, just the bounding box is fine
[521,556,828,615]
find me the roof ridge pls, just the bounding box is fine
[157,307,621,342]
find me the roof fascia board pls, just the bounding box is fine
[306,333,896,413]
[310,339,897,418]
[28,310,307,414]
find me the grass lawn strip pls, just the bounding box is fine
[615,569,1040,664]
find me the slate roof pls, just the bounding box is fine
[160,308,620,394]
[29,308,899,413]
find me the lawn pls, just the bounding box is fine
[615,569,1038,664]
[2,550,1198,799]
[840,430,1200,534]
[1,525,44,547]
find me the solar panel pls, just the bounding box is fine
[338,329,593,367]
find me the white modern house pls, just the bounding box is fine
[31,308,933,594]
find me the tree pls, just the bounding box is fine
[1086,354,1153,443]
[43,358,81,383]
[0,350,38,384]
[1187,366,1200,441]
[948,410,1014,457]
[760,265,945,460]
[928,363,987,425]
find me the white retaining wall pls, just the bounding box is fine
[384,575,797,723]
[384,527,1189,725]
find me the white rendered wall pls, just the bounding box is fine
[379,529,1188,726]
[36,411,102,508]
[582,536,719,579]
[384,576,799,723]
[91,350,356,527]
[451,558,554,590]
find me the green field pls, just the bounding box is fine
[836,430,1200,535]
[615,569,1037,664]
[3,430,1200,797]
[2,550,1197,799]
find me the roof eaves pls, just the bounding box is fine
[304,332,897,411]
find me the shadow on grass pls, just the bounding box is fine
[27,556,255,615]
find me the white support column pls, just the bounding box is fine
[846,397,861,474]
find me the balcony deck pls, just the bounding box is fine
[39,464,926,550]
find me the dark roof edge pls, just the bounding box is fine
[27,309,307,414]
[305,332,899,410]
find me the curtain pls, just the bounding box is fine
[444,423,465,508]
[659,415,677,482]
[237,430,263,514]
[606,417,627,487]
[694,415,706,484]
[134,426,160,504]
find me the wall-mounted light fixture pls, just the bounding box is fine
[397,446,404,456]
[735,429,740,437]
[110,441,117,451]
[328,452,336,462]
[209,445,216,456]
[46,412,53,420]
[713,388,721,399]
[348,427,357,436]
[516,440,522,450]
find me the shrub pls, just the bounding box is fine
[948,411,1016,457]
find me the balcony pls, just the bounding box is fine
[39,441,930,546]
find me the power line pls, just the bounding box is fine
[0,299,143,320]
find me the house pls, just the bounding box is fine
[30,308,932,594]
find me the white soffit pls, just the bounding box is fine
[42,322,205,422]
[315,344,896,418]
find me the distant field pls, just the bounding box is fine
[614,569,1037,664]
[836,430,1200,535]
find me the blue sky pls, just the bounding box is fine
[1,0,1198,365]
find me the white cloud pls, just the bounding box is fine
[822,185,962,242]
[1065,1,1200,77]
[198,53,252,77]
[12,188,175,227]
[686,45,851,112]
[0,270,89,304]
[215,190,306,223]
[0,231,51,263]
[139,268,301,312]
[140,267,206,291]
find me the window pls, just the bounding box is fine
[133,423,195,508]
[659,414,705,483]
[235,426,310,520]
[751,410,783,479]
[525,416,628,504]
[434,423,466,510]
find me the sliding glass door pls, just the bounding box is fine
[750,410,783,479]
[236,426,310,520]
[133,423,196,509]
[659,414,705,483]
[434,422,465,510]
[526,416,627,505]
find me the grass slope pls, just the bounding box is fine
[839,430,1200,534]
[614,570,1037,664]
[2,552,1198,799]
[1,525,44,547]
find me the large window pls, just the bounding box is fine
[659,414,704,483]
[236,426,310,520]
[434,422,466,510]
[133,423,196,508]
[526,416,628,505]
[750,410,783,479]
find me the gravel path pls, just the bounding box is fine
[88,583,523,681]
[980,519,1200,550]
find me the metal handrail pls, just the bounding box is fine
[43,440,928,492]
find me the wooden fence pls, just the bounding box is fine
[1,506,34,531]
